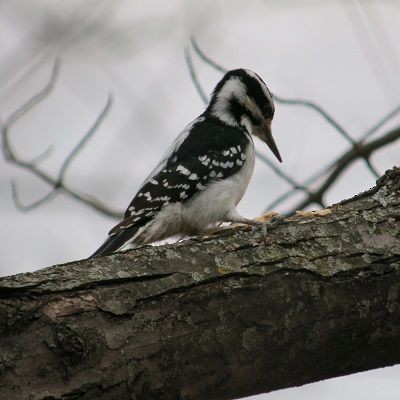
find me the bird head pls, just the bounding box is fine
[207,68,282,163]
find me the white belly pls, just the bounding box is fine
[182,141,255,231]
[132,140,256,245]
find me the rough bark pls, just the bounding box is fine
[1,168,400,400]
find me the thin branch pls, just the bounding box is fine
[190,37,355,147]
[273,95,379,179]
[186,43,310,194]
[28,144,54,166]
[58,94,113,183]
[184,46,208,104]
[191,38,364,149]
[266,189,306,212]
[254,150,312,196]
[190,36,227,73]
[11,180,58,211]
[291,126,400,211]
[186,39,312,195]
[189,38,400,214]
[4,58,61,127]
[266,104,400,212]
[1,59,123,219]
[361,105,400,141]
[273,94,354,144]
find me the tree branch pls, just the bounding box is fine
[1,167,400,399]
[291,126,400,211]
[0,59,122,218]
[189,38,400,213]
[185,41,312,198]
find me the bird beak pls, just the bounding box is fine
[262,121,282,163]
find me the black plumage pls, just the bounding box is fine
[90,68,281,258]
[109,116,250,235]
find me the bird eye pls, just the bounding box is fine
[248,113,261,126]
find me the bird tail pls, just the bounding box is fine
[89,226,140,258]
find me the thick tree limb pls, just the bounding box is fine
[1,168,400,399]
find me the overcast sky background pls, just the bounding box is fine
[1,1,399,399]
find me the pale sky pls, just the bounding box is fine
[1,1,399,399]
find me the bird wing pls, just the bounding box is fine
[108,117,250,237]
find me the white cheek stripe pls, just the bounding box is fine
[211,71,274,127]
[211,77,246,126]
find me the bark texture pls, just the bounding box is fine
[1,168,400,400]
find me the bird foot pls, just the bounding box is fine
[257,212,283,240]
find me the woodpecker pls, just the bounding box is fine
[90,69,282,258]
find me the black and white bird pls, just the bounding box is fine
[90,68,282,258]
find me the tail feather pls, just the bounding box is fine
[90,226,140,258]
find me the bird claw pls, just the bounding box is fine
[255,212,282,241]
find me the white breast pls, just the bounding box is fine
[182,140,255,231]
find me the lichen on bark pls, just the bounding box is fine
[1,167,400,400]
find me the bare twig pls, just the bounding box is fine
[184,46,208,104]
[291,126,400,211]
[58,95,113,183]
[361,105,400,141]
[273,94,380,179]
[191,38,381,178]
[254,150,320,205]
[190,38,354,144]
[185,42,313,198]
[266,105,400,211]
[4,58,61,128]
[28,145,54,166]
[1,60,122,219]
[189,37,400,213]
[11,181,58,211]
[274,94,354,143]
[5,44,400,222]
[190,36,226,73]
